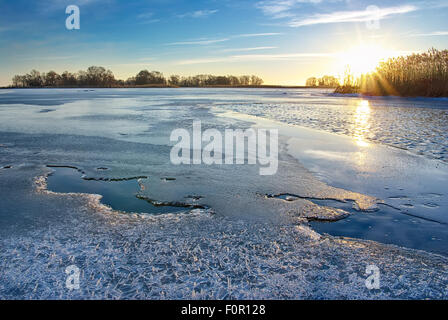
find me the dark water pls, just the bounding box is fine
[47,167,448,255]
[308,198,448,256]
[46,167,448,255]
[46,167,186,215]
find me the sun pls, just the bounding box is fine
[337,44,393,77]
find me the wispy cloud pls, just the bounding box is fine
[166,38,229,46]
[137,12,160,24]
[220,47,277,53]
[137,12,155,19]
[256,0,325,19]
[412,31,448,37]
[235,32,283,38]
[288,5,418,27]
[422,0,448,9]
[256,2,418,27]
[256,0,296,19]
[177,9,218,18]
[176,52,334,65]
[166,32,281,46]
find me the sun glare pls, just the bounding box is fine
[353,100,371,148]
[338,44,393,77]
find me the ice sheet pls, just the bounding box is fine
[1,89,447,299]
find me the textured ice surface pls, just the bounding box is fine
[218,90,448,161]
[1,89,448,299]
[1,166,448,299]
[282,120,448,255]
[215,111,448,255]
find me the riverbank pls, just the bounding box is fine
[1,85,326,89]
[334,85,448,98]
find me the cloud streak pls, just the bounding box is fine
[166,38,230,46]
[256,0,325,19]
[219,46,277,53]
[288,5,418,27]
[166,32,281,46]
[177,9,218,18]
[166,32,282,46]
[137,12,160,24]
[235,32,283,37]
[412,31,448,37]
[176,52,334,65]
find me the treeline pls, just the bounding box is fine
[11,66,264,88]
[165,74,263,87]
[12,67,115,87]
[335,48,448,97]
[305,75,339,87]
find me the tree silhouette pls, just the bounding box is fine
[11,67,265,88]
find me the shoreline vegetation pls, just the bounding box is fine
[1,84,322,89]
[6,49,447,97]
[333,48,448,97]
[3,66,336,90]
[8,68,269,89]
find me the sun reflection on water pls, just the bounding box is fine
[353,100,371,147]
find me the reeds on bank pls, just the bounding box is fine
[335,48,448,97]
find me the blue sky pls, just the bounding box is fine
[0,0,447,85]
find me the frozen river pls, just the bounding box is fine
[0,88,447,299]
